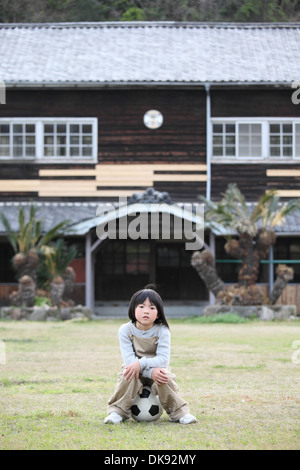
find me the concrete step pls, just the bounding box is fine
[93,300,208,318]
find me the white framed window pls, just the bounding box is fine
[0,122,36,159]
[0,118,97,162]
[212,123,235,157]
[237,123,262,158]
[212,118,300,161]
[269,122,293,158]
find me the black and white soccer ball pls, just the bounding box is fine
[131,386,163,422]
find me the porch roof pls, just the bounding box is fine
[0,201,300,237]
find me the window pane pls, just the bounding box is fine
[239,135,249,145]
[56,146,66,156]
[270,136,280,145]
[26,124,35,133]
[44,146,54,156]
[226,146,235,156]
[13,146,22,157]
[0,136,9,145]
[70,146,80,156]
[57,124,66,134]
[70,136,79,145]
[82,124,92,133]
[0,124,9,133]
[251,124,261,133]
[82,147,92,156]
[213,146,223,156]
[26,136,35,145]
[26,146,35,156]
[44,136,53,145]
[226,136,235,145]
[226,124,235,133]
[283,124,292,133]
[82,136,92,145]
[251,146,261,157]
[70,124,79,133]
[44,124,54,133]
[56,136,66,145]
[270,124,280,133]
[238,123,261,158]
[239,124,249,134]
[283,146,292,157]
[213,136,222,145]
[13,136,22,145]
[239,146,249,157]
[0,147,9,156]
[213,124,222,133]
[251,135,261,145]
[283,136,292,145]
[13,124,22,133]
[270,147,280,157]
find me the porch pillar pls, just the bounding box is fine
[209,231,216,305]
[85,231,94,312]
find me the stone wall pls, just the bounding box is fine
[203,304,298,321]
[0,305,92,321]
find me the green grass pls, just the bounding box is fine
[0,318,299,450]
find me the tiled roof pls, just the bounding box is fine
[0,22,300,85]
[0,201,299,235]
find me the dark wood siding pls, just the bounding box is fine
[211,88,300,118]
[211,88,300,201]
[0,88,207,202]
[1,88,206,164]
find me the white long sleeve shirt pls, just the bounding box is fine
[118,321,171,379]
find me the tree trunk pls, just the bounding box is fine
[12,248,39,282]
[191,250,225,296]
[63,266,75,301]
[269,264,294,305]
[225,234,260,286]
[50,276,65,306]
[18,275,36,307]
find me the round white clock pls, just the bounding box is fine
[143,109,163,129]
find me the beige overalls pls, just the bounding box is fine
[107,324,190,421]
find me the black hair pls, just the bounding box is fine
[128,284,170,330]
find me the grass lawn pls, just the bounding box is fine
[0,318,299,450]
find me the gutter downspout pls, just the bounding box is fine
[205,83,212,201]
[205,83,215,305]
[85,231,93,312]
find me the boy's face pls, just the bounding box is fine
[134,297,158,330]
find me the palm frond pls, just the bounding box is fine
[38,220,71,247]
[0,212,18,252]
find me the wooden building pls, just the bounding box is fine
[0,22,300,313]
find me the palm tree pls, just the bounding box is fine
[39,239,77,306]
[0,204,71,305]
[191,184,300,305]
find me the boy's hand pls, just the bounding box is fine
[123,360,141,381]
[151,368,169,385]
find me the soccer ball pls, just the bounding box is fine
[131,386,163,422]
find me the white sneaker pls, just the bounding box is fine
[104,412,123,424]
[170,413,197,424]
[179,413,197,424]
